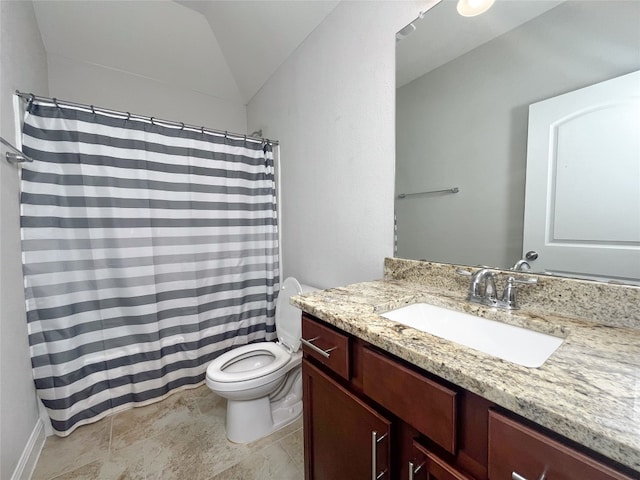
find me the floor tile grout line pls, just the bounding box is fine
[205,423,302,479]
[45,458,98,480]
[277,428,304,469]
[108,415,113,456]
[207,435,305,480]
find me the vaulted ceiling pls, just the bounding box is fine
[32,0,340,105]
[31,0,563,106]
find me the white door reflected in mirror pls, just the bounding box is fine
[395,1,640,282]
[523,70,640,283]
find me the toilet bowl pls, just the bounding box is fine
[205,277,315,443]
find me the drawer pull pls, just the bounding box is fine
[372,431,388,479]
[300,336,337,358]
[408,460,425,480]
[512,472,546,480]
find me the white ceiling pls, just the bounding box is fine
[31,0,565,105]
[179,1,341,103]
[32,0,340,105]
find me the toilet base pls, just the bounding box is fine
[225,368,303,444]
[271,390,303,433]
[226,396,302,444]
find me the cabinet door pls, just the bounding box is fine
[408,440,475,480]
[488,411,633,480]
[303,359,391,480]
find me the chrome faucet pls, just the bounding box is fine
[468,268,498,304]
[458,268,539,309]
[511,259,531,271]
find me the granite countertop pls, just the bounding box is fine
[292,279,640,473]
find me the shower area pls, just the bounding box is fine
[12,93,281,436]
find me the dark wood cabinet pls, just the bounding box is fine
[410,440,475,480]
[362,346,458,454]
[303,359,391,480]
[488,411,634,480]
[302,314,474,480]
[301,314,350,380]
[301,313,635,480]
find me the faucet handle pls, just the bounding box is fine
[501,276,539,309]
[502,277,518,308]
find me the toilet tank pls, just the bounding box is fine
[275,277,318,352]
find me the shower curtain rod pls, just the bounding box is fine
[15,90,278,146]
[0,135,34,164]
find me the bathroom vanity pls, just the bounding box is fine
[293,259,640,480]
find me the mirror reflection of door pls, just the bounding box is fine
[523,70,640,283]
[396,1,640,280]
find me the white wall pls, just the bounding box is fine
[0,2,48,478]
[47,53,248,133]
[247,0,435,288]
[396,1,640,268]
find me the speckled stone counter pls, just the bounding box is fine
[292,262,640,473]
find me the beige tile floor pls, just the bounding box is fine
[31,384,304,480]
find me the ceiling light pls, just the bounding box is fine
[396,23,416,42]
[456,0,496,17]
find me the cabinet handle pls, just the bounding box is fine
[371,431,388,480]
[408,460,425,480]
[300,336,337,358]
[512,472,546,480]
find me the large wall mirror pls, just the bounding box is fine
[395,0,640,283]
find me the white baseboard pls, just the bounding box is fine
[11,419,45,480]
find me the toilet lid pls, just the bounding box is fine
[206,342,290,383]
[275,277,303,351]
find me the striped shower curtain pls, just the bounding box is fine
[20,100,279,436]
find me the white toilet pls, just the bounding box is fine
[205,277,315,443]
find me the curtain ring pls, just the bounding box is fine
[90,105,95,114]
[201,126,205,135]
[180,122,185,130]
[126,112,131,120]
[150,117,155,125]
[29,93,35,102]
[224,131,228,139]
[53,98,59,108]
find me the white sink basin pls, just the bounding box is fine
[381,303,563,368]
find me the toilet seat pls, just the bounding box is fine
[207,277,306,386]
[206,342,290,383]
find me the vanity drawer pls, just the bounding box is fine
[301,314,350,380]
[410,439,474,480]
[488,410,633,480]
[362,346,458,454]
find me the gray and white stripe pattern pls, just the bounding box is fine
[20,101,279,436]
